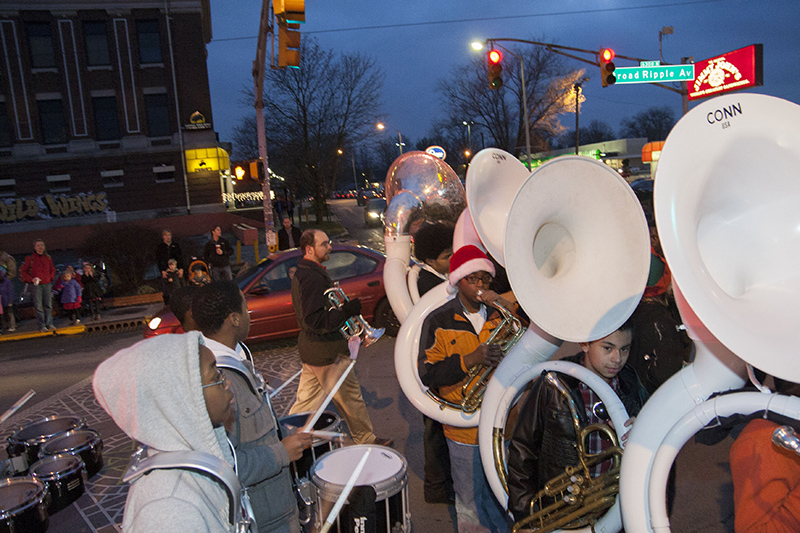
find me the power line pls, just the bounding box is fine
[210,0,725,43]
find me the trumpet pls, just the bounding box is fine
[513,373,622,533]
[324,282,384,347]
[426,296,525,414]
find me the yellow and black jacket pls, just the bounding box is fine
[418,296,502,444]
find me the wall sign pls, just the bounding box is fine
[688,44,763,101]
[0,192,109,222]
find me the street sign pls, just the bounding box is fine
[615,64,695,84]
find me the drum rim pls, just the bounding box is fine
[41,428,101,455]
[279,410,340,429]
[0,477,48,517]
[29,453,85,481]
[311,445,408,501]
[8,415,85,445]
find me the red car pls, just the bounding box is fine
[144,244,399,342]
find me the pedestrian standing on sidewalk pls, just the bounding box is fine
[0,265,13,333]
[19,239,56,332]
[59,270,83,325]
[81,262,104,321]
[203,226,234,281]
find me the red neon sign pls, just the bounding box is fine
[688,44,763,101]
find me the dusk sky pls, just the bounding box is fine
[205,0,799,152]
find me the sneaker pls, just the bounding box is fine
[7,327,14,332]
[41,327,50,333]
[75,319,81,324]
[48,325,57,331]
[373,437,394,448]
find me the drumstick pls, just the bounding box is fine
[0,389,36,424]
[309,430,345,440]
[302,359,356,434]
[269,369,303,398]
[319,448,372,533]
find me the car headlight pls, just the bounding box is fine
[148,317,162,330]
[368,211,380,218]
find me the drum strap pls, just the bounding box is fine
[216,354,284,440]
[122,445,257,532]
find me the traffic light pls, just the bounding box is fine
[278,23,301,68]
[273,0,305,24]
[599,47,616,87]
[487,49,503,90]
[250,160,264,182]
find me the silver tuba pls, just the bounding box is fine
[324,282,384,347]
[620,93,800,532]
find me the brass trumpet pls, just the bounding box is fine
[512,373,622,533]
[425,296,525,414]
[324,282,384,347]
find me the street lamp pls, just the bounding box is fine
[462,120,474,151]
[377,122,404,156]
[471,40,532,170]
[659,26,674,63]
[338,148,359,190]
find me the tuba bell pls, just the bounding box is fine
[324,282,384,347]
[513,373,623,533]
[621,93,800,532]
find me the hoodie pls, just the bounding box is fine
[93,332,236,532]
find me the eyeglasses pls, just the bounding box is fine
[202,369,227,390]
[463,274,493,285]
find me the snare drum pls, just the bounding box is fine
[0,477,50,533]
[6,415,86,467]
[279,411,342,480]
[311,445,409,533]
[40,429,104,478]
[29,453,87,513]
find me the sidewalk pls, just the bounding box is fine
[0,300,162,343]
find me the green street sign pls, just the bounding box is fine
[615,64,695,84]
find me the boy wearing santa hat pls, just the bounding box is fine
[418,244,512,532]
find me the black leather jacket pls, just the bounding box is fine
[506,353,649,521]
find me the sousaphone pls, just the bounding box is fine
[620,93,800,531]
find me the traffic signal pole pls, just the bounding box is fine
[254,0,277,252]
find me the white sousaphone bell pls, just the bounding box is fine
[620,93,800,532]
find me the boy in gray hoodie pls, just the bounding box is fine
[93,332,237,532]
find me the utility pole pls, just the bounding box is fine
[254,0,276,252]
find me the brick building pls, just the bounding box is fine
[0,0,230,239]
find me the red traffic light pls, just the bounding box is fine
[600,48,615,63]
[488,49,503,64]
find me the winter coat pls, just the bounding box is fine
[156,241,184,272]
[93,332,236,532]
[277,226,302,251]
[20,252,56,285]
[81,271,105,300]
[0,251,16,280]
[291,258,354,366]
[203,238,234,268]
[506,353,649,521]
[60,279,82,305]
[203,338,299,533]
[0,276,13,308]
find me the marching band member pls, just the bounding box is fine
[93,333,237,531]
[192,281,311,533]
[418,244,510,532]
[506,320,648,522]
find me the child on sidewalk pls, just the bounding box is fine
[81,262,104,321]
[60,270,83,325]
[162,258,185,304]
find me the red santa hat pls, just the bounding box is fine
[449,244,495,287]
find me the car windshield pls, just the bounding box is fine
[366,198,386,210]
[236,258,275,289]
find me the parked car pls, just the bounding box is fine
[357,189,379,206]
[144,243,399,341]
[364,198,387,228]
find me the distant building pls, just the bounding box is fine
[522,138,651,181]
[0,0,230,233]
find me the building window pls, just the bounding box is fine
[84,21,111,67]
[136,19,162,64]
[101,169,124,188]
[0,102,11,147]
[28,22,56,68]
[37,99,67,144]
[153,165,175,183]
[47,174,71,193]
[0,179,15,198]
[92,96,120,141]
[144,93,170,137]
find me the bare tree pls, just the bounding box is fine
[436,43,585,160]
[233,38,384,222]
[553,119,616,149]
[619,106,676,142]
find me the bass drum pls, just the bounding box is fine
[0,477,50,533]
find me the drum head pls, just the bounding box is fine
[0,477,46,511]
[41,429,99,456]
[11,416,84,444]
[312,445,407,501]
[30,454,83,479]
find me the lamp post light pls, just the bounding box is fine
[471,40,532,170]
[659,26,674,63]
[338,149,359,191]
[462,120,474,151]
[377,122,404,156]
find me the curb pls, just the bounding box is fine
[0,317,147,342]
